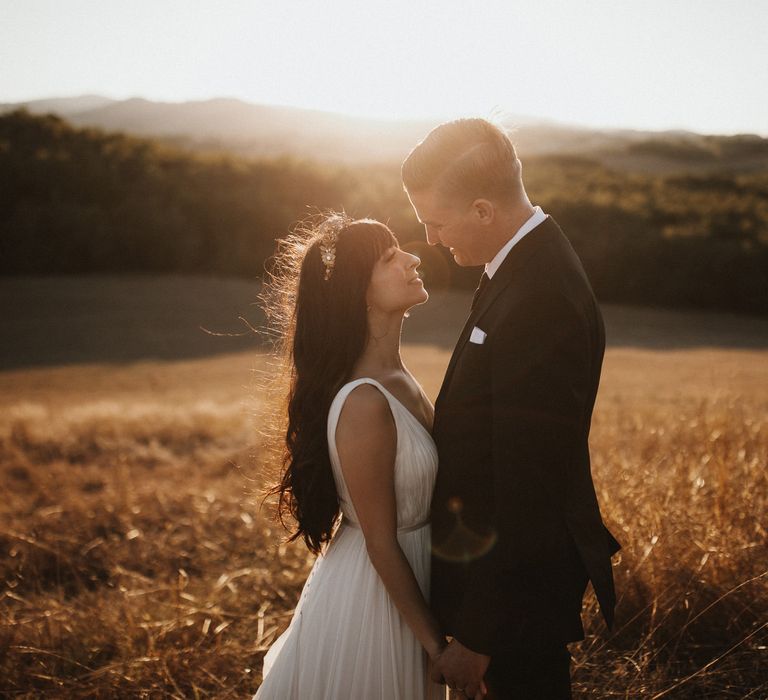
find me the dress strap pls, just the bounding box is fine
[327,378,399,466]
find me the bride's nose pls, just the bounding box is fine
[406,253,421,269]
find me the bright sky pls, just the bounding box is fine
[2,0,767,134]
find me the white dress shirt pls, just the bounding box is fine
[485,206,547,279]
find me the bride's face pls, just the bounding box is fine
[366,245,428,314]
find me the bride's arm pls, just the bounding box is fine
[336,384,445,660]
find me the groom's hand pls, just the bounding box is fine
[430,638,490,698]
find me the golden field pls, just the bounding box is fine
[1,279,767,698]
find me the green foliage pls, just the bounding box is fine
[1,110,767,313]
[626,133,768,162]
[524,157,768,313]
[0,110,364,277]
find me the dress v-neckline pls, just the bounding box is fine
[346,378,434,439]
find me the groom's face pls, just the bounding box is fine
[407,188,483,267]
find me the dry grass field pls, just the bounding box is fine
[1,278,767,698]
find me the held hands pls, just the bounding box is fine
[430,638,490,699]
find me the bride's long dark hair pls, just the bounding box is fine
[261,213,398,554]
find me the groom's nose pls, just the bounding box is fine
[425,225,440,246]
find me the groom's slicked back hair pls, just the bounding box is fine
[401,118,522,204]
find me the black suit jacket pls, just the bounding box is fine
[430,216,620,655]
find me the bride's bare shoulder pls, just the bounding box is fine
[337,383,394,431]
[335,383,396,460]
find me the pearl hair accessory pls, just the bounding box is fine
[317,213,351,281]
[319,232,338,281]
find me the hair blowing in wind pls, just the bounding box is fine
[259,213,397,554]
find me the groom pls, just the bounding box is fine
[402,119,620,699]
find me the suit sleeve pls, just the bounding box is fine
[452,288,591,654]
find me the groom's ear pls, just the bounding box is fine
[471,198,495,225]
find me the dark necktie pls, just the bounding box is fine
[471,272,490,310]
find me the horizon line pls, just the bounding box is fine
[2,92,767,139]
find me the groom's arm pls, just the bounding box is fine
[451,287,589,653]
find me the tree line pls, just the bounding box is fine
[1,110,766,314]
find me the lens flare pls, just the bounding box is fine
[431,496,497,563]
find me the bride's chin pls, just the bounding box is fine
[398,290,429,317]
[409,290,429,308]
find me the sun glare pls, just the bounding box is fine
[1,0,766,133]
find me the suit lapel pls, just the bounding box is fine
[437,308,480,405]
[436,218,554,410]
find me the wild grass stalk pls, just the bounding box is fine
[1,349,765,697]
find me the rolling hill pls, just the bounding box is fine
[5,95,767,171]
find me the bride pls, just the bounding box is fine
[254,213,446,699]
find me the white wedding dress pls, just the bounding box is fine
[255,378,445,700]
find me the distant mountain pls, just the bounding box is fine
[0,94,116,116]
[3,95,767,171]
[1,95,440,162]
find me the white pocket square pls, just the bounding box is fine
[469,326,487,344]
